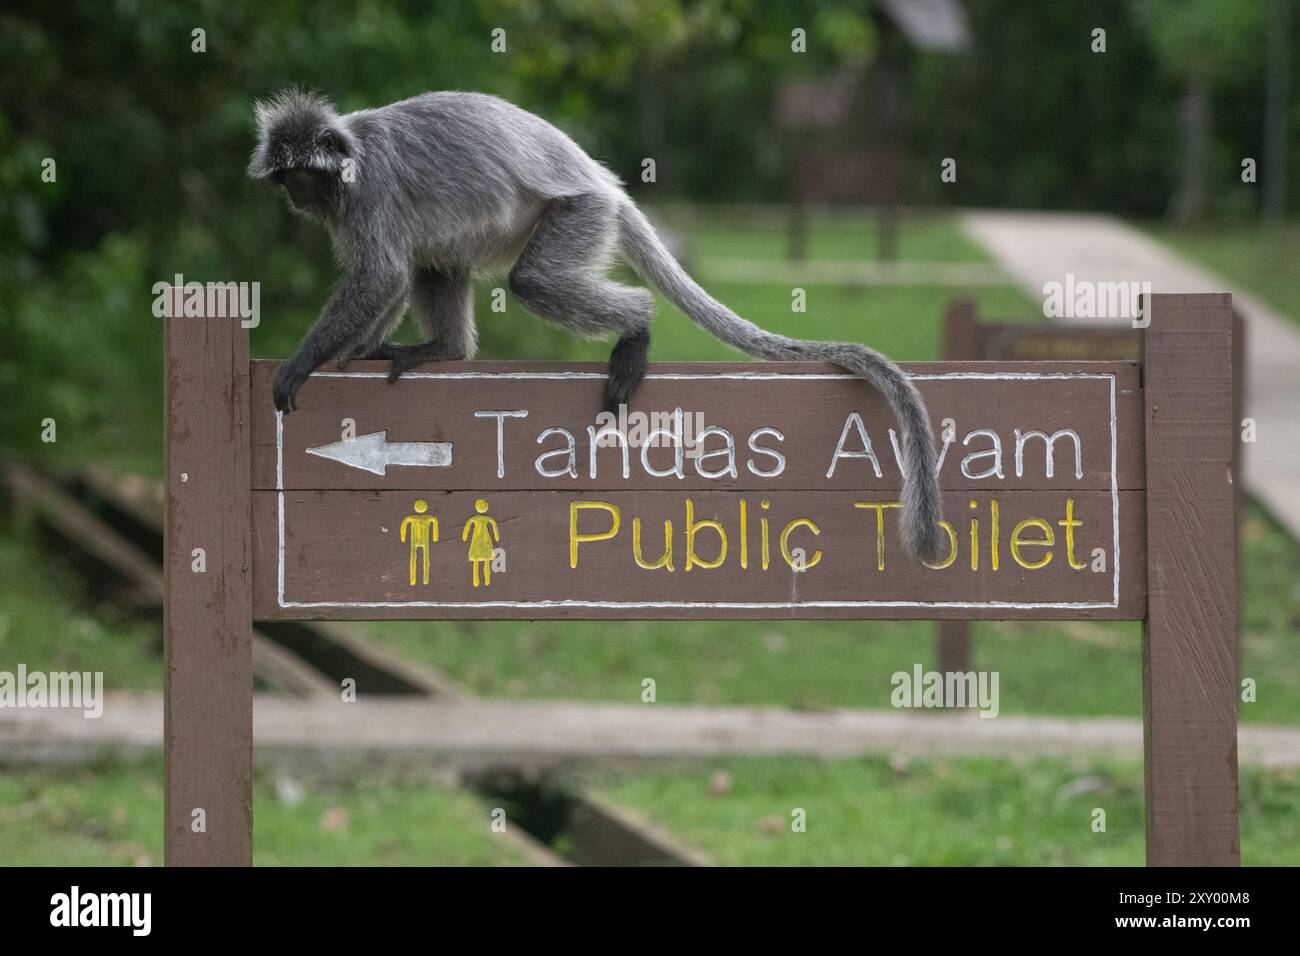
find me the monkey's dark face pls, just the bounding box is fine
[248,91,353,218]
[276,167,336,212]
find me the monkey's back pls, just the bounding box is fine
[345,92,626,271]
[361,92,624,201]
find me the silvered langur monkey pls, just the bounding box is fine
[247,90,943,560]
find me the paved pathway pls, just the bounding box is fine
[962,210,1300,540]
[704,259,1010,286]
[6,693,1300,769]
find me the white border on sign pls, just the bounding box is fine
[276,370,1120,611]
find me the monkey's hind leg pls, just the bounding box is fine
[507,194,654,414]
[385,268,476,382]
[604,328,651,414]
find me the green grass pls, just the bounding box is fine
[1149,220,1300,329]
[594,755,1300,866]
[676,212,998,264]
[645,282,1033,363]
[7,752,1295,866]
[0,758,533,866]
[0,524,162,691]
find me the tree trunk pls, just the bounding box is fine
[1170,69,1210,225]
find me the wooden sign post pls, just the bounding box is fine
[937,300,1244,682]
[163,292,1239,866]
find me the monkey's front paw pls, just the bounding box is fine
[386,347,427,383]
[272,361,310,413]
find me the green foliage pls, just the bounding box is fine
[1133,0,1266,81]
[598,755,1300,865]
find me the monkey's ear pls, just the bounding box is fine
[315,127,348,155]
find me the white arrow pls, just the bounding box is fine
[305,431,453,476]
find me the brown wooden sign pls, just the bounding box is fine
[163,293,1240,868]
[248,361,1144,621]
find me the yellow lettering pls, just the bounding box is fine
[990,499,1000,571]
[569,500,621,568]
[1011,518,1054,569]
[969,499,979,571]
[922,520,959,569]
[685,498,727,570]
[780,518,822,570]
[1058,497,1087,569]
[632,517,674,571]
[739,499,748,569]
[854,501,901,571]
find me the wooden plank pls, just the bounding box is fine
[164,301,253,866]
[250,360,1145,493]
[936,302,980,669]
[5,463,165,605]
[253,489,1144,621]
[567,791,713,867]
[1141,293,1239,866]
[980,323,1140,362]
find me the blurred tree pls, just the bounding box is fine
[1133,0,1267,223]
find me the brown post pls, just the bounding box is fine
[787,195,808,262]
[1141,293,1239,866]
[877,202,900,263]
[936,299,978,675]
[163,292,254,865]
[1230,311,1245,677]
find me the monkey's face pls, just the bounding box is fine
[276,167,336,213]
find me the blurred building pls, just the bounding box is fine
[774,0,970,259]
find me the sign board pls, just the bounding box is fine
[249,362,1145,620]
[163,292,1239,868]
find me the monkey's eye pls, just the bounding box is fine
[315,128,341,152]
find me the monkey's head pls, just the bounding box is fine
[247,90,355,218]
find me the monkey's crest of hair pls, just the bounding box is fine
[247,88,356,179]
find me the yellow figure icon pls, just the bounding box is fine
[463,498,500,588]
[400,499,439,586]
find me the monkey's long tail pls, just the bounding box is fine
[617,202,944,562]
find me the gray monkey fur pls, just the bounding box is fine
[247,89,944,561]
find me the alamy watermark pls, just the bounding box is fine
[0,666,104,718]
[50,886,150,936]
[1042,273,1152,327]
[151,275,260,328]
[594,405,711,458]
[891,664,999,718]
